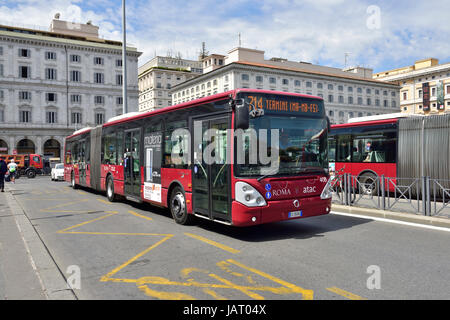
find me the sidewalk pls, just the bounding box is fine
[0,183,76,300]
[331,203,450,230]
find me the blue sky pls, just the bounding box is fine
[1,0,449,72]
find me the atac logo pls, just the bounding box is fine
[303,186,317,194]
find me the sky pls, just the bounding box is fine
[0,0,449,72]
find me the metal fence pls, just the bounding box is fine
[331,174,450,218]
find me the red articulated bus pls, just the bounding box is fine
[328,113,450,195]
[64,89,332,226]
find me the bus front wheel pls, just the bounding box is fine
[71,172,77,189]
[169,186,193,225]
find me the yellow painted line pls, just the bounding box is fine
[202,288,228,300]
[96,198,112,205]
[208,273,265,300]
[57,212,118,233]
[40,199,89,212]
[101,234,174,281]
[184,233,240,254]
[128,210,153,221]
[227,259,314,300]
[326,287,367,300]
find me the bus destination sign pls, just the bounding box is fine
[246,94,323,116]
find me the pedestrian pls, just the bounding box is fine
[7,159,17,184]
[0,157,7,192]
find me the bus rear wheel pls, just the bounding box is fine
[169,186,193,225]
[359,173,378,196]
[106,176,117,202]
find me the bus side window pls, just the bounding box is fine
[328,138,336,162]
[337,136,351,162]
[163,120,188,169]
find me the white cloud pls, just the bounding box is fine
[1,0,450,72]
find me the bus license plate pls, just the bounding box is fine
[288,210,302,218]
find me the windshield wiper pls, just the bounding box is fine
[256,169,280,181]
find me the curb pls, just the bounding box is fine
[331,203,450,229]
[5,190,77,300]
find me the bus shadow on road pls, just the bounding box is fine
[191,214,371,242]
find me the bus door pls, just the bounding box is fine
[124,128,141,198]
[192,115,231,223]
[79,139,87,185]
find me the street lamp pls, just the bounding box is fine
[122,0,128,114]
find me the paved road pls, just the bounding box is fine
[6,176,450,300]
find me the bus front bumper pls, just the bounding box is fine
[231,196,331,227]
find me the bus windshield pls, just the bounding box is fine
[235,113,328,178]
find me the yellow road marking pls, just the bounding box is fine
[101,234,174,281]
[227,259,314,300]
[184,233,240,254]
[128,210,153,221]
[57,212,118,233]
[326,287,367,300]
[40,199,89,212]
[96,198,112,205]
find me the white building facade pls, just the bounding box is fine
[0,19,141,158]
[138,56,202,112]
[171,48,400,124]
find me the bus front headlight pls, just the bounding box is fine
[320,178,333,200]
[235,182,267,207]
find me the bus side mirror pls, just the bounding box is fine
[326,116,331,132]
[235,99,249,130]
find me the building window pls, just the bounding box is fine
[46,92,57,102]
[367,98,371,105]
[348,96,354,104]
[94,96,105,105]
[317,82,323,89]
[282,79,289,86]
[384,100,388,107]
[391,91,396,97]
[357,97,363,105]
[20,110,31,123]
[46,111,57,124]
[18,48,31,58]
[375,99,380,106]
[116,97,123,105]
[71,112,82,124]
[366,88,371,94]
[357,87,362,93]
[70,70,81,82]
[402,92,407,100]
[116,59,123,67]
[19,66,31,78]
[328,95,334,103]
[70,54,81,63]
[19,91,31,101]
[241,74,250,81]
[328,84,334,90]
[256,75,263,83]
[348,86,353,92]
[95,113,105,125]
[71,94,81,103]
[431,87,436,97]
[294,80,301,87]
[392,100,397,108]
[0,64,3,77]
[94,72,104,84]
[338,85,343,91]
[94,57,104,65]
[116,74,123,85]
[338,95,344,103]
[306,81,312,88]
[45,68,57,80]
[269,77,276,84]
[45,51,57,60]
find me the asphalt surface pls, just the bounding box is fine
[3,176,450,300]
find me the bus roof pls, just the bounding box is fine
[347,112,421,123]
[66,89,324,139]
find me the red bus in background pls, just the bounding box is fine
[64,89,332,227]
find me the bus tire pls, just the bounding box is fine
[169,186,193,225]
[359,173,378,196]
[71,172,78,189]
[106,176,117,202]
